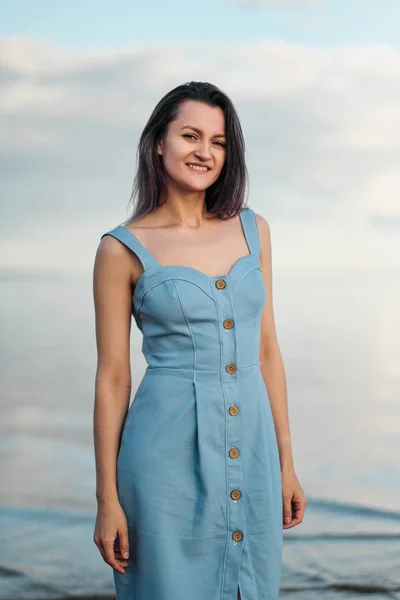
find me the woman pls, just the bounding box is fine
[93,81,307,600]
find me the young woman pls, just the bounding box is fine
[93,81,307,600]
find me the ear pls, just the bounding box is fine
[156,139,163,156]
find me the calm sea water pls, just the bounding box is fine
[1,267,399,599]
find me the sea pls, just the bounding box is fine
[1,266,399,599]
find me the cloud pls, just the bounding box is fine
[0,35,399,269]
[364,172,400,231]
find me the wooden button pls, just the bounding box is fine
[225,363,237,374]
[230,490,241,501]
[232,531,243,542]
[229,447,239,459]
[223,319,234,329]
[228,405,239,416]
[215,279,226,289]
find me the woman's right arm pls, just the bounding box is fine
[92,235,134,574]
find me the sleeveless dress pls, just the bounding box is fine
[100,206,283,600]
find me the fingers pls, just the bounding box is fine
[112,547,129,568]
[93,534,129,574]
[103,538,127,574]
[283,496,293,525]
[117,526,130,560]
[283,518,300,529]
[282,499,307,529]
[93,505,131,574]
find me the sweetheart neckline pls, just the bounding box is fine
[136,250,252,283]
[130,252,255,303]
[118,209,253,281]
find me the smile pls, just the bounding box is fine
[186,163,210,172]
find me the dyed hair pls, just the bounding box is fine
[124,81,249,222]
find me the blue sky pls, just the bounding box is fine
[0,0,399,271]
[1,0,399,49]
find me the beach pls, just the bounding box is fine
[1,267,399,599]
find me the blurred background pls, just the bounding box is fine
[1,0,399,598]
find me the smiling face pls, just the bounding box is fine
[156,100,227,194]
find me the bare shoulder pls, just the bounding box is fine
[254,211,271,243]
[96,232,132,266]
[252,212,272,275]
[94,232,139,288]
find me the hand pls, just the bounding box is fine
[281,468,307,529]
[93,501,130,574]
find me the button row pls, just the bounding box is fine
[216,281,236,373]
[215,278,243,544]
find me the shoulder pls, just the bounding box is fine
[95,229,138,278]
[97,230,130,262]
[252,211,272,268]
[252,210,271,240]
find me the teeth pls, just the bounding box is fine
[188,164,208,172]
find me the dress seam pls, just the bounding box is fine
[231,265,262,300]
[145,362,260,372]
[171,280,197,379]
[138,276,216,306]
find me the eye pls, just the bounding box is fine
[182,134,226,148]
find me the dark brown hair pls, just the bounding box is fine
[124,81,249,222]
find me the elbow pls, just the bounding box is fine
[95,360,131,391]
[259,336,281,365]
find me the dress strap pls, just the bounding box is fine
[240,207,260,258]
[101,225,160,271]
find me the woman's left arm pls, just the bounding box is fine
[256,212,307,529]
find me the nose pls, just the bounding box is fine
[194,140,213,160]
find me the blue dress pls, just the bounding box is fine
[101,206,283,600]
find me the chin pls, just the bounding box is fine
[180,178,210,192]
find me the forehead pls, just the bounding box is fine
[173,100,225,132]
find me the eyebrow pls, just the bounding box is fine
[181,125,226,138]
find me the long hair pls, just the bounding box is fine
[124,81,249,223]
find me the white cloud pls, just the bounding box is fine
[0,36,399,270]
[365,172,400,216]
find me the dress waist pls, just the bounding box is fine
[145,361,261,373]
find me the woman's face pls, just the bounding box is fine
[157,100,226,193]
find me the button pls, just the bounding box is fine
[228,405,239,416]
[232,531,243,542]
[215,279,226,289]
[226,363,237,374]
[230,490,241,500]
[229,447,240,459]
[223,319,234,329]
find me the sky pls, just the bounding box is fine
[0,0,399,272]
